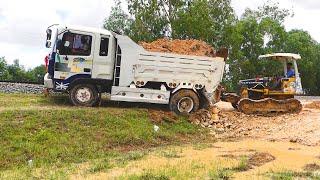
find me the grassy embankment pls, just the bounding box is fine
[1,93,320,179]
[0,93,211,179]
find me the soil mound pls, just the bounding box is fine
[148,109,178,123]
[248,152,275,167]
[189,107,220,128]
[305,101,320,109]
[303,163,320,171]
[139,39,215,57]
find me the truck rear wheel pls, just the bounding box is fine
[170,90,199,115]
[69,84,100,107]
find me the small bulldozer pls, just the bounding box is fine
[222,53,303,114]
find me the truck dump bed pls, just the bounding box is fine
[115,34,225,94]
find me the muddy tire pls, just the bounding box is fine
[69,84,100,107]
[169,90,200,115]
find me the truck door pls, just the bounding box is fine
[91,35,115,80]
[54,31,95,80]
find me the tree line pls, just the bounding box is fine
[1,0,319,94]
[0,57,46,84]
[105,0,320,95]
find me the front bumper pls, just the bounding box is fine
[44,73,54,89]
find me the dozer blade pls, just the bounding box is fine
[238,98,302,115]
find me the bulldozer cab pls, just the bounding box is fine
[258,53,303,95]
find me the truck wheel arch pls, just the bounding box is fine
[169,89,200,115]
[67,78,112,93]
[172,85,210,110]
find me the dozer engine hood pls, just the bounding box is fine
[239,78,267,89]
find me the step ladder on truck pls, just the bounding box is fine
[44,24,228,115]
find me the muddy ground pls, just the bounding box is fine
[69,97,320,179]
[214,97,320,146]
[84,97,320,179]
[148,96,320,146]
[73,140,320,179]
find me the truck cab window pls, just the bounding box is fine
[99,37,109,56]
[59,32,92,56]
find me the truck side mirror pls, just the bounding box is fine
[46,29,52,48]
[45,40,52,48]
[46,29,52,40]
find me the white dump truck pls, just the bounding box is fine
[44,24,227,114]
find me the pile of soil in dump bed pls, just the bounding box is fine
[139,39,216,57]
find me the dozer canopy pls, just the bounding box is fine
[258,53,301,61]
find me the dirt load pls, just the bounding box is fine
[148,109,178,123]
[139,39,215,57]
[303,163,320,171]
[189,107,223,128]
[305,101,320,109]
[148,97,320,146]
[207,100,320,146]
[248,152,275,167]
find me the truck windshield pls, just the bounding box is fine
[58,32,92,56]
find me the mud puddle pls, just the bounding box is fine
[217,140,320,179]
[72,140,320,179]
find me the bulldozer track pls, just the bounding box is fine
[238,98,302,115]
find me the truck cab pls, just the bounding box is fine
[45,25,116,92]
[44,24,227,115]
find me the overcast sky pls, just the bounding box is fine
[0,0,319,68]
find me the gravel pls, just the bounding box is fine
[0,82,44,94]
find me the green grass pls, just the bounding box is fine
[208,167,233,180]
[207,156,249,180]
[124,172,170,180]
[231,156,250,172]
[159,149,183,159]
[266,170,320,180]
[0,93,69,108]
[0,93,209,178]
[192,143,214,150]
[118,154,249,179]
[88,159,113,173]
[114,151,148,167]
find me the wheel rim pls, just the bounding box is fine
[75,87,92,103]
[177,97,194,113]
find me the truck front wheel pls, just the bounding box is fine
[170,90,199,115]
[69,84,100,107]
